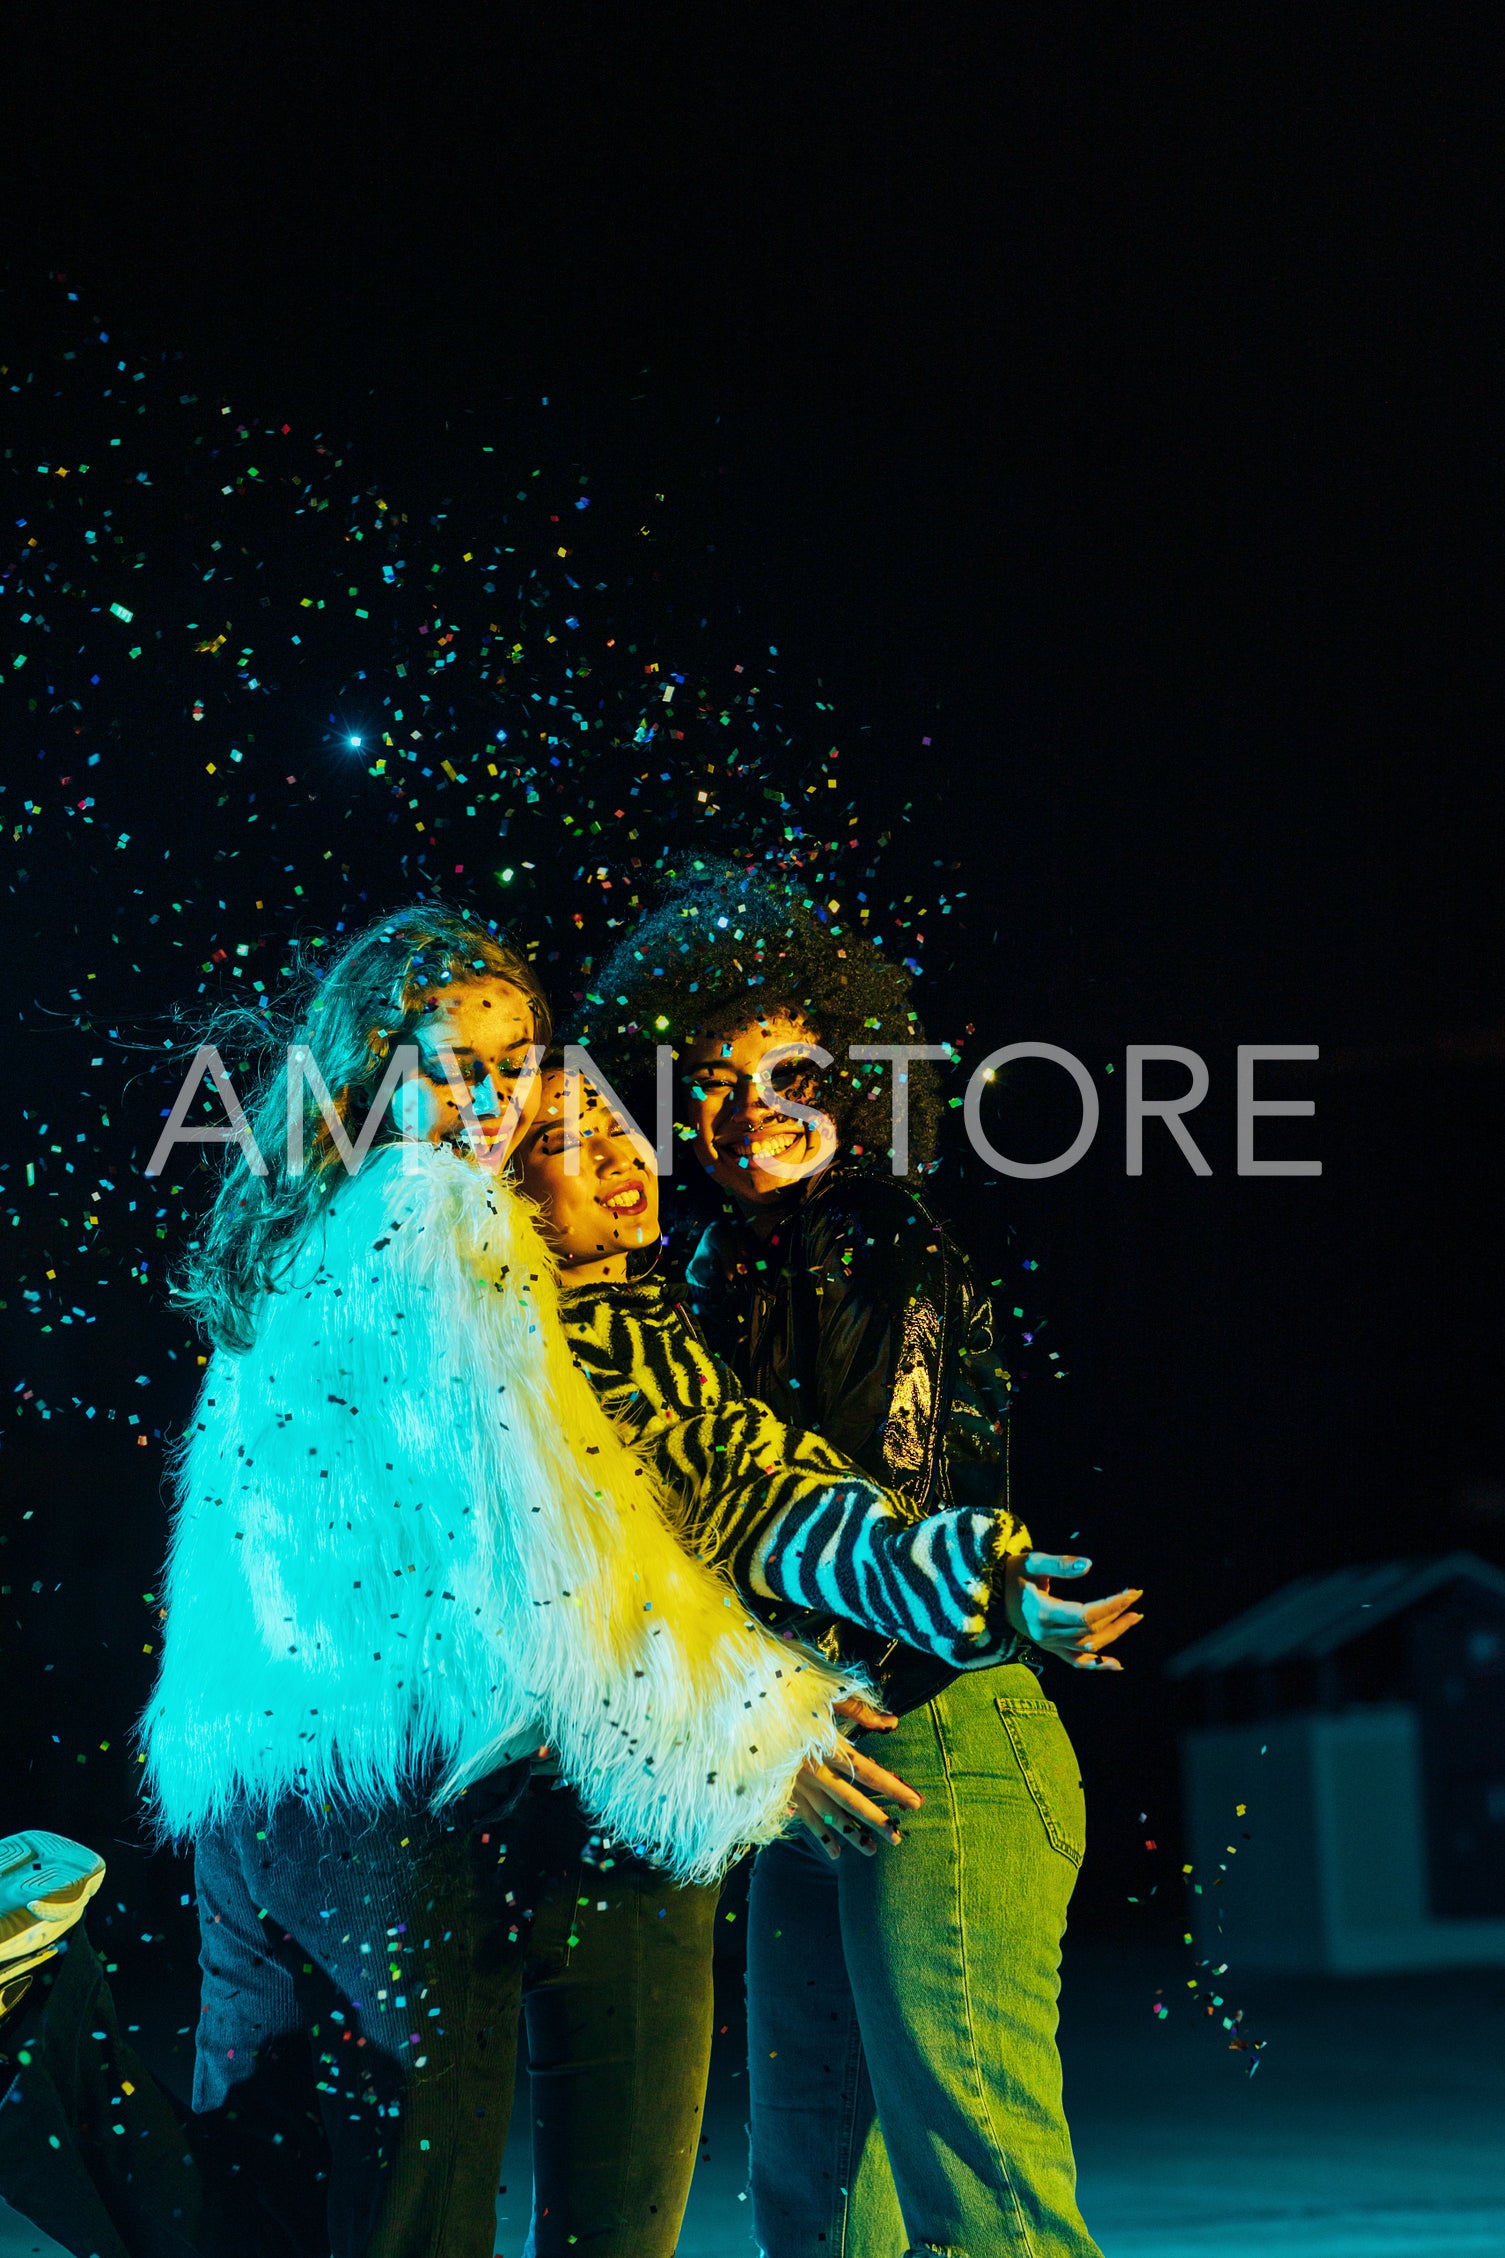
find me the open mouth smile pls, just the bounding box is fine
[602,1182,649,1218]
[740,1127,806,1163]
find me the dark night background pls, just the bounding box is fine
[1,1,1502,1997]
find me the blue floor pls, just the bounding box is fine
[6,1943,1503,2255]
[499,1944,1505,2258]
[1055,1946,1505,2257]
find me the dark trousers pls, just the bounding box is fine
[510,1783,721,2258]
[2,1778,720,2258]
[0,1924,211,2258]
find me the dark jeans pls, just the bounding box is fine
[2,1777,720,2258]
[190,1766,528,2256]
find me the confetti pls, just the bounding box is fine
[3,277,912,1441]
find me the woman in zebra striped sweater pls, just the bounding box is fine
[505,1057,1134,2258]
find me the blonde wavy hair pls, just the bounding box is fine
[173,903,550,1353]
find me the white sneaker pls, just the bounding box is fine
[0,1830,106,1979]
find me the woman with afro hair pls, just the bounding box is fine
[584,860,1140,2258]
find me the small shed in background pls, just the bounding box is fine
[1169,1551,1505,1974]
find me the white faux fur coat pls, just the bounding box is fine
[140,1141,847,1881]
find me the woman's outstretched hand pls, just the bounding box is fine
[1004,1551,1143,1671]
[790,1725,922,1862]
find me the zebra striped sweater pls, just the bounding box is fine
[560,1279,1031,1672]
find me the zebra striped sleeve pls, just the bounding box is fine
[562,1286,1030,1668]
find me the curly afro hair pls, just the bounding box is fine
[577,857,944,1172]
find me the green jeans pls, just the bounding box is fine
[746,1664,1101,2258]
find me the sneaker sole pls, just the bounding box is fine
[0,1831,107,1962]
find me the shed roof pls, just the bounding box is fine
[1167,1550,1505,1678]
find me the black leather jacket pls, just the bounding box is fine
[687,1167,1022,1713]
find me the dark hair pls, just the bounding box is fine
[175,902,551,1353]
[579,857,942,1170]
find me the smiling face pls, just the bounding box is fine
[390,976,544,1162]
[685,1011,838,1211]
[513,1067,659,1281]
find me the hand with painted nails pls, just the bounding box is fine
[833,1693,899,1734]
[790,1735,923,1861]
[1004,1551,1144,1672]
